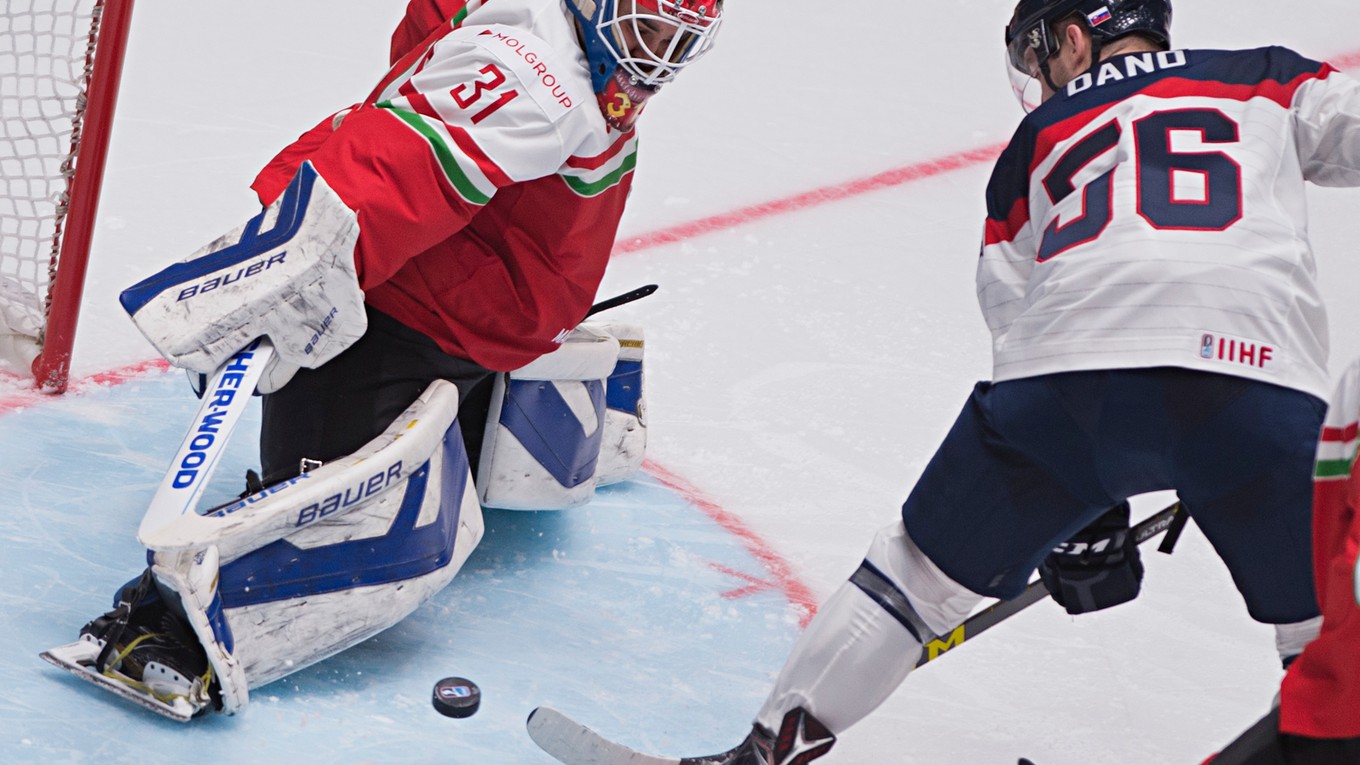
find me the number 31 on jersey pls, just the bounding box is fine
[451,63,520,125]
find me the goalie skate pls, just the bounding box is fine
[41,637,206,722]
[40,571,214,722]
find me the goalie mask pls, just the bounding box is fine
[1004,0,1172,111]
[567,0,724,130]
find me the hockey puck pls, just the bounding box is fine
[432,677,480,718]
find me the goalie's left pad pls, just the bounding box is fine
[42,380,484,719]
[118,162,365,389]
[477,322,647,510]
[594,321,647,486]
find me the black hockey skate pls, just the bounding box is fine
[700,708,836,765]
[41,569,216,721]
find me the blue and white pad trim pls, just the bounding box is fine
[479,322,644,510]
[144,380,485,705]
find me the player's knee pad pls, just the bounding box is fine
[756,523,983,735]
[857,520,984,639]
[120,162,365,391]
[145,380,483,712]
[477,321,647,510]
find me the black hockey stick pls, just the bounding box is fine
[584,284,658,320]
[914,501,1184,667]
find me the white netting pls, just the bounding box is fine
[0,0,100,367]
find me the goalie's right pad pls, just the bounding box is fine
[208,380,483,698]
[118,162,365,390]
[44,380,484,720]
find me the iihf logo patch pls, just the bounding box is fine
[1087,6,1113,26]
[1198,330,1277,370]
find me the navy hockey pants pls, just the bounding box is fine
[902,367,1326,624]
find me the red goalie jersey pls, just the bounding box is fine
[1207,358,1360,763]
[1285,359,1360,741]
[252,0,636,372]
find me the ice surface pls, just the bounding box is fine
[3,1,1360,763]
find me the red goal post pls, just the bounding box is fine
[0,0,135,393]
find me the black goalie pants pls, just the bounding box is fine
[259,306,496,486]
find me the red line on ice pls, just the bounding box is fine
[643,458,819,627]
[613,144,1006,255]
[0,357,168,414]
[708,561,782,599]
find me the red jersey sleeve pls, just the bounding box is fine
[1279,363,1360,739]
[390,0,477,64]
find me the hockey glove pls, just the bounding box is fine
[1038,502,1144,615]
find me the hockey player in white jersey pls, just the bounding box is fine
[602,1,1360,762]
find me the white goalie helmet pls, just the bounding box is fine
[566,0,724,130]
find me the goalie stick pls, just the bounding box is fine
[585,284,658,320]
[527,502,1185,765]
[137,338,273,546]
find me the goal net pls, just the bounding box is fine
[0,0,134,391]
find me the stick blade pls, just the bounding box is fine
[528,706,688,765]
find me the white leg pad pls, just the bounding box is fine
[229,476,483,688]
[477,321,649,508]
[142,380,483,712]
[864,520,982,636]
[220,424,483,691]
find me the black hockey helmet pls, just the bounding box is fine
[1004,0,1171,109]
[1006,0,1172,78]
